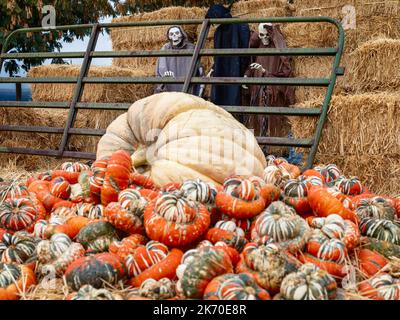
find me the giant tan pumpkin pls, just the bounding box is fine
[97,92,267,187]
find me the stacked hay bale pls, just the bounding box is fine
[0,106,70,171]
[290,37,400,196]
[284,0,400,104]
[110,6,207,70]
[27,64,154,154]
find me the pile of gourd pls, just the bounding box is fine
[0,150,399,300]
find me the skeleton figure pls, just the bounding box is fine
[168,27,184,49]
[243,23,295,157]
[155,26,204,95]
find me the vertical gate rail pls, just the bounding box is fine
[58,23,99,156]
[0,16,345,168]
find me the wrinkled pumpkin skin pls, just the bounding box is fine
[65,253,126,291]
[178,247,233,299]
[97,92,267,187]
[204,273,271,300]
[76,221,119,253]
[144,192,210,247]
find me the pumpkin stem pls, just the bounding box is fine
[131,146,148,168]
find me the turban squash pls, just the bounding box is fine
[236,242,299,294]
[279,263,337,300]
[334,176,363,196]
[307,186,358,223]
[306,214,360,251]
[358,273,400,300]
[314,164,341,183]
[0,231,39,265]
[76,221,119,253]
[215,176,280,219]
[356,197,396,220]
[176,246,234,299]
[356,249,387,277]
[0,182,29,200]
[302,215,359,279]
[126,241,183,287]
[360,218,400,245]
[0,262,36,300]
[108,234,146,260]
[205,220,247,252]
[36,233,85,275]
[300,230,348,278]
[0,197,45,233]
[104,201,145,236]
[89,150,132,206]
[251,201,311,254]
[65,252,126,290]
[97,92,266,187]
[282,175,322,217]
[144,191,210,247]
[204,273,271,300]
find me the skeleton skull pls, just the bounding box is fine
[258,23,272,46]
[168,27,183,48]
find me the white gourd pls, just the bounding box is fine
[97,92,267,187]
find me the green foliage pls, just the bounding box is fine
[0,0,236,76]
[0,0,120,75]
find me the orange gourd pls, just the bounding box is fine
[0,263,36,300]
[308,186,358,224]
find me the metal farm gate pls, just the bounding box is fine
[0,16,345,169]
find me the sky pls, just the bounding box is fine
[0,15,114,78]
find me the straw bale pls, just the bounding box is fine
[27,64,151,156]
[345,38,400,93]
[28,64,153,103]
[110,6,207,69]
[290,92,400,156]
[28,64,154,150]
[0,105,68,170]
[292,53,349,103]
[285,0,400,52]
[289,92,400,195]
[231,0,289,14]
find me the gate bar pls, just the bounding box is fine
[57,24,100,156]
[0,47,338,59]
[182,19,210,93]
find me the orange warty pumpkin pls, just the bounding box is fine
[215,176,275,219]
[104,202,145,235]
[101,150,132,206]
[144,192,210,247]
[357,249,387,277]
[0,197,44,233]
[204,273,271,300]
[205,220,247,252]
[308,186,358,223]
[236,242,299,294]
[176,246,234,299]
[109,234,146,260]
[126,241,183,287]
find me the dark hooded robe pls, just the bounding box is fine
[205,5,250,109]
[243,25,295,156]
[155,26,200,95]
